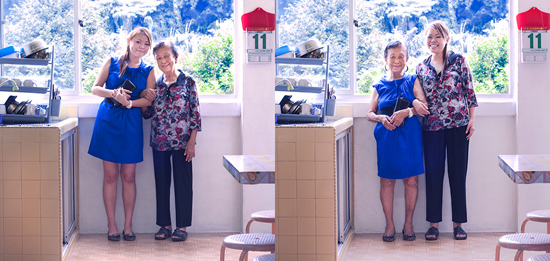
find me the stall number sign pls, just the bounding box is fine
[247,31,273,63]
[522,30,548,63]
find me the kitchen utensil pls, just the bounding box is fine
[4,95,18,114]
[298,79,312,87]
[289,99,306,114]
[13,100,29,115]
[296,39,323,57]
[279,95,293,114]
[25,103,37,115]
[23,79,37,87]
[0,46,19,58]
[12,78,21,86]
[21,39,48,58]
[275,45,294,58]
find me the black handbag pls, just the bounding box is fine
[109,79,136,106]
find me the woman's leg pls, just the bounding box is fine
[153,149,173,230]
[423,130,446,224]
[103,161,120,235]
[172,149,193,230]
[447,126,469,226]
[120,163,137,234]
[380,177,396,235]
[403,175,418,234]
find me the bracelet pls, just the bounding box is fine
[126,100,133,109]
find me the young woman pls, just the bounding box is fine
[142,40,202,242]
[416,21,478,241]
[88,27,156,241]
[367,40,429,242]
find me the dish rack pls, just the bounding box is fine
[0,47,54,124]
[275,45,330,124]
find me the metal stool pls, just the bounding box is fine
[252,253,275,261]
[528,253,550,261]
[495,233,550,261]
[220,233,275,261]
[522,210,550,234]
[246,210,275,234]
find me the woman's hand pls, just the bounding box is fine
[390,110,407,127]
[412,99,430,116]
[113,88,132,106]
[140,88,156,102]
[466,118,475,140]
[380,115,396,131]
[184,142,196,162]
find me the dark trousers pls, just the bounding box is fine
[423,126,469,224]
[153,149,193,228]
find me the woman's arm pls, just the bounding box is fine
[91,58,116,98]
[367,89,395,131]
[411,78,430,116]
[185,130,198,162]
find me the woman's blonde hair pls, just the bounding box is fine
[119,27,153,77]
[425,21,450,66]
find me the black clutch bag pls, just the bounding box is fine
[109,79,136,106]
[393,96,410,113]
[393,96,410,127]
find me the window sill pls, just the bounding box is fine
[63,96,241,118]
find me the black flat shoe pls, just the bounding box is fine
[123,230,136,241]
[425,227,439,241]
[402,229,416,241]
[382,232,395,242]
[107,232,120,242]
[453,226,468,240]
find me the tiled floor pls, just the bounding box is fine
[67,232,542,260]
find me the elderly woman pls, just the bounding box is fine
[142,40,202,242]
[366,40,429,242]
[417,21,478,241]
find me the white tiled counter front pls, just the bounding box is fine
[275,117,353,261]
[0,118,78,261]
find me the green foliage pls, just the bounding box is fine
[180,24,234,94]
[468,25,509,94]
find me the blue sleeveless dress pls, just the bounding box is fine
[88,57,153,164]
[373,73,424,179]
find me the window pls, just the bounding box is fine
[1,0,75,92]
[276,0,510,96]
[81,0,235,95]
[1,0,234,97]
[356,0,509,95]
[277,0,350,91]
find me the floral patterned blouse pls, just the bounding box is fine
[416,51,478,131]
[143,69,202,151]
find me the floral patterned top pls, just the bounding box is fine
[143,69,202,151]
[416,51,478,131]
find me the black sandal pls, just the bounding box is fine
[453,226,468,240]
[171,228,188,242]
[155,227,172,240]
[425,227,439,241]
[122,230,136,241]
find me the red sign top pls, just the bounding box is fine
[241,7,275,31]
[517,7,550,30]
